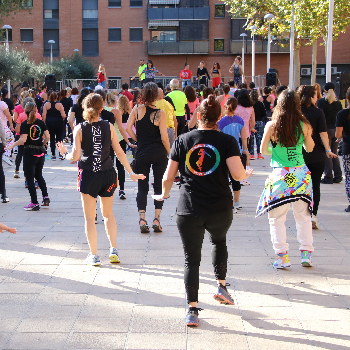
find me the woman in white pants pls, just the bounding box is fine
[256,90,315,268]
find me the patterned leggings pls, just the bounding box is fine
[343,155,350,203]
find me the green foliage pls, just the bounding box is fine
[0,0,31,26]
[221,0,350,48]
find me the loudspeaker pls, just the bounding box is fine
[266,72,278,86]
[335,71,350,100]
[45,74,56,91]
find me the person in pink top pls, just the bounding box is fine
[235,89,256,174]
[216,84,231,113]
[180,63,193,89]
[184,86,199,124]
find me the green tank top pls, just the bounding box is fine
[271,122,305,167]
[105,106,123,141]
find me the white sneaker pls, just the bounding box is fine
[84,253,101,266]
[240,179,250,186]
[234,201,242,210]
[311,215,318,229]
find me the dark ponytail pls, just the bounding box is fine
[198,94,221,127]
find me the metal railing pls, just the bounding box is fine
[147,40,209,55]
[230,40,290,54]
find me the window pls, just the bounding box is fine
[151,30,176,41]
[214,38,224,52]
[43,29,59,56]
[215,4,225,18]
[44,9,59,18]
[0,29,12,42]
[130,28,143,42]
[108,28,121,42]
[82,0,98,18]
[83,28,99,56]
[108,0,121,7]
[22,0,33,8]
[179,20,208,40]
[20,29,34,42]
[231,18,249,40]
[130,0,143,7]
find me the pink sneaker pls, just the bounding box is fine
[24,202,40,211]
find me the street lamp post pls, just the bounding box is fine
[2,25,12,97]
[289,1,295,89]
[264,13,275,73]
[48,40,55,64]
[240,33,247,83]
[250,25,257,83]
[326,0,334,82]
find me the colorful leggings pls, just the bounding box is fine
[343,154,350,203]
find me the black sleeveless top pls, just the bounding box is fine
[46,101,62,122]
[136,106,167,158]
[78,120,113,172]
[262,96,271,111]
[122,112,129,124]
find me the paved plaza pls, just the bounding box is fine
[0,153,350,350]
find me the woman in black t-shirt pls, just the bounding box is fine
[59,89,73,141]
[250,89,266,159]
[158,95,253,327]
[196,61,210,87]
[57,94,145,266]
[7,102,50,211]
[299,85,337,228]
[336,88,350,212]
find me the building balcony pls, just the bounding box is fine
[229,40,290,54]
[147,6,210,20]
[147,40,209,55]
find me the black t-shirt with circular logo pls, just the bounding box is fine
[170,129,241,216]
[20,119,47,156]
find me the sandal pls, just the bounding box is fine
[139,218,150,234]
[152,218,163,233]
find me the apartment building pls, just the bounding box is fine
[1,0,349,86]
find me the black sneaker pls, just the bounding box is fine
[333,177,343,183]
[42,196,50,207]
[213,283,235,305]
[345,205,350,213]
[321,178,333,184]
[185,307,203,327]
[119,190,126,200]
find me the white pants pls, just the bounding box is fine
[268,200,314,254]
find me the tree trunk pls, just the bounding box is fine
[293,48,300,89]
[311,41,317,85]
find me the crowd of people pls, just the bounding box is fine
[1,62,350,327]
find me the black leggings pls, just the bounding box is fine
[176,116,186,136]
[306,160,325,216]
[0,154,6,199]
[136,153,167,211]
[23,154,48,204]
[177,209,233,303]
[47,121,63,156]
[230,154,247,192]
[115,139,127,191]
[15,145,24,172]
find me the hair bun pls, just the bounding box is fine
[207,95,215,106]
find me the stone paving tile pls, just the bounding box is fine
[126,333,186,350]
[66,333,126,349]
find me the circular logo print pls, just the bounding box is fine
[29,125,41,141]
[186,143,220,176]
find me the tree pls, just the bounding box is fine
[0,0,31,26]
[221,0,350,87]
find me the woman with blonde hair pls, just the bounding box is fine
[97,64,107,89]
[313,83,322,100]
[57,94,145,265]
[317,82,343,184]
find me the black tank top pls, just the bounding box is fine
[136,106,167,157]
[262,96,271,111]
[122,112,129,124]
[46,101,62,122]
[78,120,113,172]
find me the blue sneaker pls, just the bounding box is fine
[84,253,101,266]
[213,284,235,305]
[185,307,203,327]
[301,251,313,267]
[109,247,120,263]
[273,253,291,269]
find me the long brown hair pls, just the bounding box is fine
[272,90,310,147]
[298,85,316,108]
[198,95,221,128]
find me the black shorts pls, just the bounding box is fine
[77,168,117,198]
